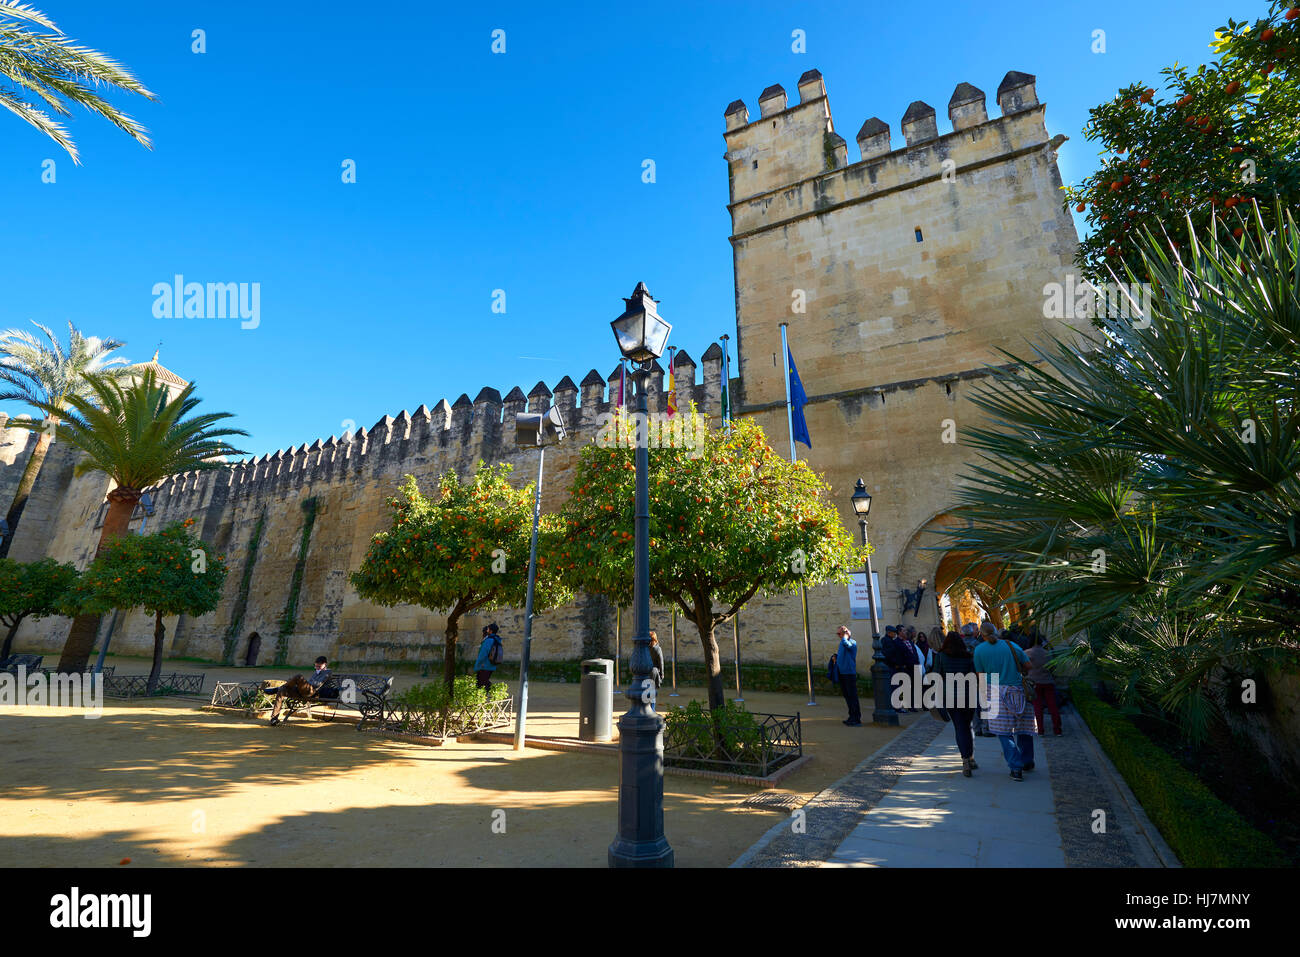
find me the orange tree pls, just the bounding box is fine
[70,520,226,693]
[0,557,79,660]
[557,409,866,710]
[351,464,572,689]
[1063,0,1300,276]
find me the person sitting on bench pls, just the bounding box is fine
[269,656,331,725]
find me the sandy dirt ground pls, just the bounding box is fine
[0,655,913,867]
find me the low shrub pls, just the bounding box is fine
[663,700,776,773]
[387,676,511,737]
[1070,682,1286,867]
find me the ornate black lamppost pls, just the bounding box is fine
[851,479,897,726]
[608,282,673,868]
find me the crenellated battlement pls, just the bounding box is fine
[724,69,1042,211]
[144,342,730,503]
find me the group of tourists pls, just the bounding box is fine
[833,619,1063,781]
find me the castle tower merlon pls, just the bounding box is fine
[901,100,938,147]
[472,389,503,444]
[700,342,723,418]
[605,366,623,413]
[758,83,787,117]
[449,395,472,442]
[552,375,578,421]
[409,404,434,447]
[797,70,825,104]
[644,359,665,407]
[526,381,552,415]
[724,73,834,203]
[430,399,452,444]
[671,350,696,387]
[502,386,527,424]
[948,82,988,131]
[856,118,891,161]
[724,99,749,132]
[826,131,848,169]
[997,71,1038,116]
[578,370,605,425]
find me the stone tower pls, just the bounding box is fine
[720,69,1079,633]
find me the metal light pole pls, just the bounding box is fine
[669,607,678,697]
[608,282,673,868]
[800,581,816,706]
[512,406,566,750]
[732,612,743,703]
[852,479,896,726]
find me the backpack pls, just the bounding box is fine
[827,654,840,685]
[489,636,503,665]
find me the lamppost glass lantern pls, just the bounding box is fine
[610,282,672,364]
[851,479,872,519]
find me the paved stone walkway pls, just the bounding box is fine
[827,731,1064,867]
[735,702,1178,868]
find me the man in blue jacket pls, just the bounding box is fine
[835,625,861,726]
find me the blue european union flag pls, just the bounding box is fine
[788,348,811,449]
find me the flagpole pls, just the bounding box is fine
[666,346,678,430]
[781,322,817,707]
[720,334,733,435]
[779,324,797,462]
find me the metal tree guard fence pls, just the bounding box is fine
[103,672,205,698]
[663,709,802,778]
[366,695,515,740]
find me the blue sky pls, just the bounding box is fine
[0,0,1264,457]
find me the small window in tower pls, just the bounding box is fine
[753,160,758,170]
[915,227,924,243]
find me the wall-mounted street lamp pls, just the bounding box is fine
[608,282,673,869]
[512,404,567,751]
[852,479,897,726]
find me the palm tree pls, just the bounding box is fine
[1,1,155,163]
[0,320,130,557]
[942,201,1300,739]
[32,368,247,671]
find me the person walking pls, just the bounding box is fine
[474,624,504,690]
[1026,633,1063,736]
[933,631,979,777]
[835,625,861,726]
[961,623,991,736]
[972,621,1036,780]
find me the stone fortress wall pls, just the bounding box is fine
[4,68,1081,673]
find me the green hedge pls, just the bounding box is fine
[481,659,856,697]
[330,656,859,697]
[1070,682,1286,868]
